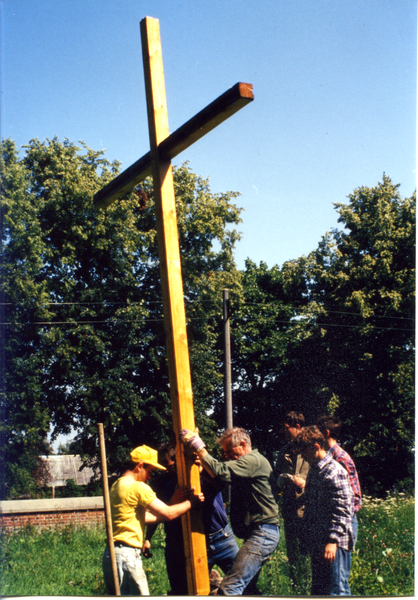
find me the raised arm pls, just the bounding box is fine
[179,429,216,478]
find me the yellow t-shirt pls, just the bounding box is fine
[110,476,156,547]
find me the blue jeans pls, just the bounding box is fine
[311,545,352,596]
[219,523,280,595]
[102,544,149,596]
[352,513,358,549]
[207,523,239,574]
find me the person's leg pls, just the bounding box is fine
[352,513,359,549]
[209,524,239,575]
[125,548,150,596]
[283,517,298,570]
[243,524,280,596]
[102,546,116,595]
[284,516,309,591]
[103,545,149,596]
[329,546,351,596]
[165,542,188,595]
[293,519,311,593]
[219,524,279,596]
[310,547,330,597]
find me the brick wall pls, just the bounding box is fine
[0,497,105,531]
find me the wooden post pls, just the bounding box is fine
[98,423,121,596]
[93,17,253,594]
[140,17,209,596]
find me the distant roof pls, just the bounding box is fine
[39,455,97,487]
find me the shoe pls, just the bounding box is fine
[209,569,223,595]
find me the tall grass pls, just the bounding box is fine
[350,493,414,596]
[0,493,414,596]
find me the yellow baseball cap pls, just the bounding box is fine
[130,445,167,470]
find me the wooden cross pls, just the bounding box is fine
[94,16,253,595]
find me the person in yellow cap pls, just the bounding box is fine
[102,444,203,595]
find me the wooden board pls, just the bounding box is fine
[93,16,254,594]
[93,82,253,209]
[140,17,209,596]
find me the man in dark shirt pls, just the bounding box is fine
[144,443,238,594]
[180,427,280,596]
[275,411,309,591]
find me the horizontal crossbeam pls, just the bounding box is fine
[94,82,253,209]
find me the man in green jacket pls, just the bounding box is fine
[275,411,310,591]
[180,427,280,595]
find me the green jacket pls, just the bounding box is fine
[275,442,309,519]
[202,449,279,540]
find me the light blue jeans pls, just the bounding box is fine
[352,513,359,549]
[219,523,280,595]
[102,544,149,596]
[207,523,239,574]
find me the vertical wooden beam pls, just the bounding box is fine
[140,16,210,596]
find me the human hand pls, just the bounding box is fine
[194,455,203,472]
[324,542,337,562]
[189,488,205,508]
[142,539,152,558]
[179,429,206,453]
[169,486,191,504]
[293,476,306,490]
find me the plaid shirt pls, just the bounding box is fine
[303,453,354,552]
[329,443,362,512]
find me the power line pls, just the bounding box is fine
[1,314,414,332]
[0,300,414,321]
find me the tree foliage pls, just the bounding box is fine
[296,176,415,493]
[227,176,415,494]
[1,138,242,497]
[2,137,414,498]
[211,259,307,462]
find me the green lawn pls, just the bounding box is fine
[0,493,414,596]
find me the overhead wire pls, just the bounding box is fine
[1,313,414,332]
[0,299,414,321]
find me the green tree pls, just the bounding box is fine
[212,259,307,460]
[1,138,59,498]
[286,176,415,493]
[220,176,414,493]
[1,138,242,497]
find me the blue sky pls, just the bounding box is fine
[1,0,415,451]
[1,0,416,273]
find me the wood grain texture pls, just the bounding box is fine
[140,17,209,596]
[93,82,253,209]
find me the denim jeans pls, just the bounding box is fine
[311,545,352,596]
[352,513,358,549]
[102,544,149,596]
[219,523,280,595]
[207,523,239,574]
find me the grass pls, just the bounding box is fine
[0,493,414,596]
[0,522,107,596]
[350,493,415,596]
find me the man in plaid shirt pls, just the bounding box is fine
[317,415,362,548]
[295,426,354,596]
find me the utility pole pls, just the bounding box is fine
[223,289,233,430]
